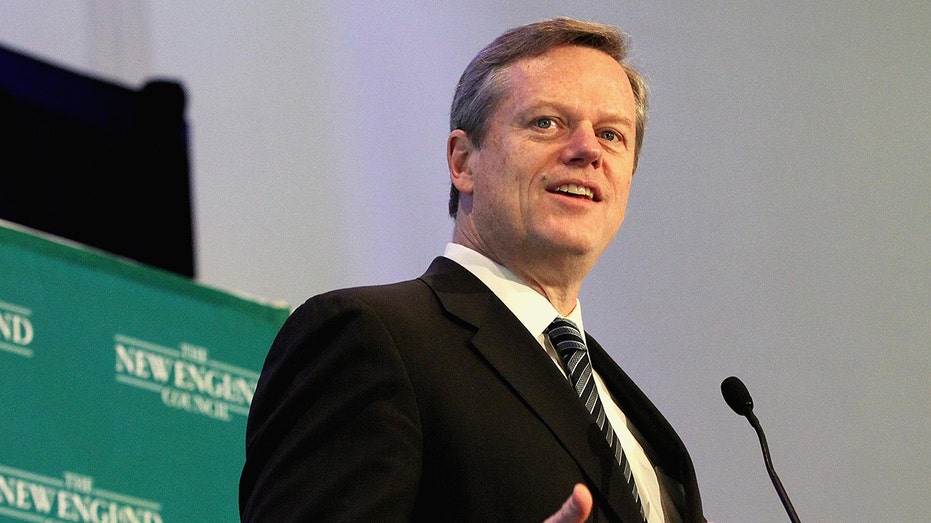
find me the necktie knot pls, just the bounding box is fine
[546,318,589,381]
[546,317,586,357]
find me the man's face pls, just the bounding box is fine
[454,45,638,274]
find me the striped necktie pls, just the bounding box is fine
[546,317,646,522]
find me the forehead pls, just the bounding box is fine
[496,45,636,119]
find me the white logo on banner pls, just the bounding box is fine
[0,300,34,358]
[113,334,259,422]
[0,464,163,523]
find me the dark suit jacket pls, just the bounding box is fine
[240,257,704,522]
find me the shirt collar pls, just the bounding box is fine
[443,243,585,338]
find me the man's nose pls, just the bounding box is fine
[561,123,602,168]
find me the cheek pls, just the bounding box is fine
[610,167,633,194]
[619,186,632,215]
[474,149,523,198]
[609,175,633,222]
[620,176,633,201]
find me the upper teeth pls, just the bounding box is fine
[556,184,594,199]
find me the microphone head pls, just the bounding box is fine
[721,375,754,417]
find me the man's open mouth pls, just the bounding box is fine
[552,183,595,200]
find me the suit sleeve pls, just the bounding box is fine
[239,291,423,521]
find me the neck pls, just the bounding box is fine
[451,230,591,316]
[509,262,584,316]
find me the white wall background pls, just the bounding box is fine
[2,2,928,521]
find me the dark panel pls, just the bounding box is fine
[0,43,195,277]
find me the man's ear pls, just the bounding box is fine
[447,129,475,194]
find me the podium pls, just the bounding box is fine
[0,221,290,522]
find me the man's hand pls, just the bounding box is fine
[544,483,593,523]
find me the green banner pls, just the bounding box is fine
[0,221,290,522]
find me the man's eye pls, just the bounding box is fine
[599,130,619,141]
[533,118,555,129]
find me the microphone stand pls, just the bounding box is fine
[745,409,801,523]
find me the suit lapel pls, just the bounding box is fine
[419,258,645,522]
[587,337,702,522]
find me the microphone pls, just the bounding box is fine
[721,376,801,523]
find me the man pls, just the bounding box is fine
[240,17,705,522]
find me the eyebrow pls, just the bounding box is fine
[519,99,636,129]
[605,114,636,131]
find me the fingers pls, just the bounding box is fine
[543,483,593,523]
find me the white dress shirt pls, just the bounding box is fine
[443,243,666,522]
